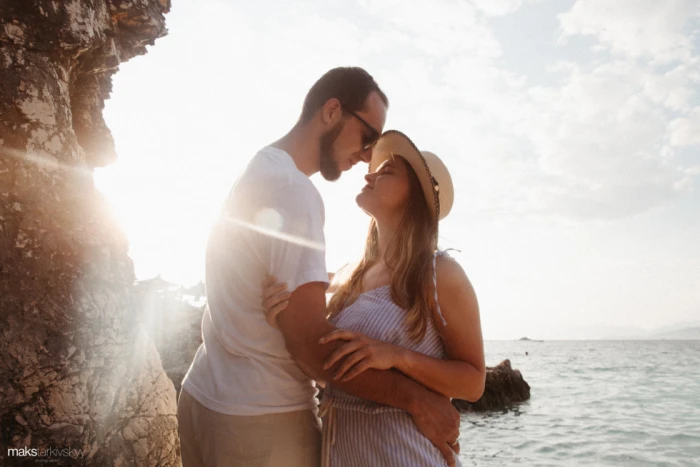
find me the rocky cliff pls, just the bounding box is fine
[0,1,179,465]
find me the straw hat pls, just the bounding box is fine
[368,130,454,221]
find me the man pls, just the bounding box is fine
[177,67,460,466]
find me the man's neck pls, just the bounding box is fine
[271,122,320,177]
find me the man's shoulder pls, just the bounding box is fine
[247,147,313,184]
[240,147,324,212]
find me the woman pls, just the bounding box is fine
[262,130,485,466]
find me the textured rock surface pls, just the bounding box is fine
[453,359,531,412]
[0,1,178,466]
[135,278,204,397]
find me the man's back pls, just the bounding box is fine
[181,146,328,416]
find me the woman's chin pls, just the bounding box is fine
[355,192,372,212]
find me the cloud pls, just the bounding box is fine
[641,60,700,112]
[470,0,539,17]
[558,0,700,63]
[360,0,502,59]
[514,59,699,218]
[670,107,700,146]
[533,0,700,217]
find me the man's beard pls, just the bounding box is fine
[319,120,345,181]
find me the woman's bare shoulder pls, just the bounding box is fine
[434,253,478,315]
[435,253,470,287]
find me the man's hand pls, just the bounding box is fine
[408,391,461,467]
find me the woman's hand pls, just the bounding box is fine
[320,330,404,382]
[261,275,291,329]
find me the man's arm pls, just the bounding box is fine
[276,282,461,465]
[277,282,423,405]
[326,272,338,294]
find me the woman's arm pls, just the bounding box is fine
[322,256,486,402]
[395,352,483,401]
[399,256,485,401]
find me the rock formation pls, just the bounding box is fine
[452,359,531,412]
[134,277,204,397]
[0,1,179,466]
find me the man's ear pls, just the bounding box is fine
[321,98,342,125]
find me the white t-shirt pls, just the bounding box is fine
[181,146,328,415]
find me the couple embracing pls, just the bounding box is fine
[177,67,486,467]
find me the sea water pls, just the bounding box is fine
[458,340,700,466]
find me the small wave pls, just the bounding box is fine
[459,340,700,465]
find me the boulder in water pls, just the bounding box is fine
[452,359,530,412]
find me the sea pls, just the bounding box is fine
[457,340,700,466]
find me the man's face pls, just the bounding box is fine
[318,91,388,181]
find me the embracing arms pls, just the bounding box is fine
[274,281,461,465]
[268,256,486,402]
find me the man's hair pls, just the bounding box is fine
[300,67,388,122]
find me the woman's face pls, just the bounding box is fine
[356,155,413,223]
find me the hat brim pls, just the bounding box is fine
[369,130,441,220]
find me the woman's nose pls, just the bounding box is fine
[364,172,374,183]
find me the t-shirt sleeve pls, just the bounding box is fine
[267,182,328,292]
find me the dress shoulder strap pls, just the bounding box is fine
[432,248,461,327]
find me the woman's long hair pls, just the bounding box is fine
[327,156,438,341]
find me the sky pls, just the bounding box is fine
[94,0,700,340]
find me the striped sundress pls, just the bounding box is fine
[319,252,462,467]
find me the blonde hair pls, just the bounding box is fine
[327,156,438,341]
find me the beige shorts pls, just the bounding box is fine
[177,388,321,467]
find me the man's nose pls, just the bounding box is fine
[360,148,373,163]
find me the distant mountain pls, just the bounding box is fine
[647,320,700,335]
[647,326,700,340]
[594,324,649,340]
[596,321,700,340]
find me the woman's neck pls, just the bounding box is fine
[374,218,400,266]
[361,221,400,290]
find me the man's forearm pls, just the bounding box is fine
[278,313,427,412]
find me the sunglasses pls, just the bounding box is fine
[340,104,381,151]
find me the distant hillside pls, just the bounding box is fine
[647,326,700,340]
[594,321,700,340]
